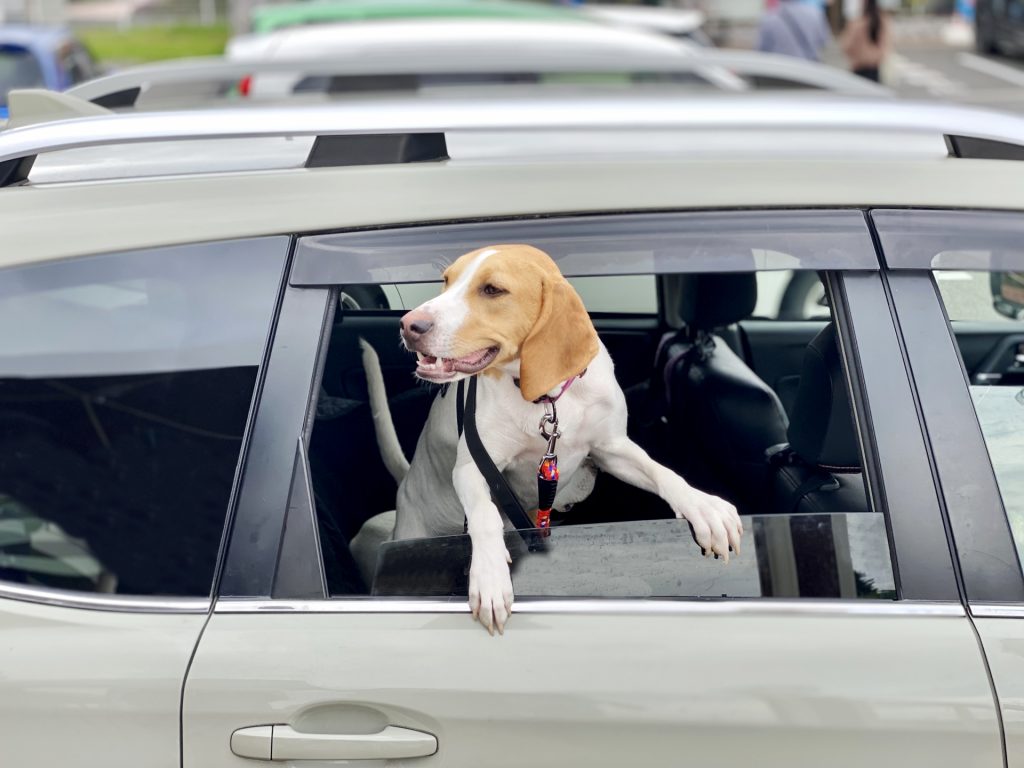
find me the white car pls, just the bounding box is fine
[3,91,1021,766]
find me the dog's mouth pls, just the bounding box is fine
[415,346,499,381]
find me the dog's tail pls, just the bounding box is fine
[359,338,411,484]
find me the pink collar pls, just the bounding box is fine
[515,368,587,404]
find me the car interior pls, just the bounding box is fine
[308,269,873,596]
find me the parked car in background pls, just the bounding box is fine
[53,44,888,115]
[975,0,1024,56]
[248,0,583,34]
[0,25,96,118]
[224,17,742,98]
[2,91,1024,766]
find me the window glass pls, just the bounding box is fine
[0,46,45,104]
[365,275,657,315]
[935,269,1024,564]
[753,270,828,320]
[0,239,286,596]
[302,218,890,601]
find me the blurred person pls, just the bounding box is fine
[839,0,890,82]
[758,0,832,62]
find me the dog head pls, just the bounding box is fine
[400,244,599,401]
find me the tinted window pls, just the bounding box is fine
[0,239,286,596]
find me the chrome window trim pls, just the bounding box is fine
[215,598,963,617]
[0,581,210,614]
[972,603,1024,619]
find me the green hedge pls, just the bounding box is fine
[79,25,229,64]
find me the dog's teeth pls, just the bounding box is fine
[416,352,424,362]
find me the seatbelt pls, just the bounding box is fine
[787,472,840,514]
[456,377,538,538]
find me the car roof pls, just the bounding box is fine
[0,24,73,51]
[226,17,699,60]
[60,47,887,112]
[2,93,1022,270]
[582,5,705,34]
[249,0,584,33]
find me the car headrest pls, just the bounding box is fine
[676,272,757,330]
[786,324,860,470]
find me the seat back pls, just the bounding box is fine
[659,273,789,511]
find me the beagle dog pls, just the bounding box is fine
[361,244,742,633]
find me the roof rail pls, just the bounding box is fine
[0,94,1019,186]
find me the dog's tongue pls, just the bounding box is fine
[443,358,455,372]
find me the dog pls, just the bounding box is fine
[360,244,742,634]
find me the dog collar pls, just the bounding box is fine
[514,368,587,404]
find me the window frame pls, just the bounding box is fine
[217,210,962,606]
[871,208,1024,606]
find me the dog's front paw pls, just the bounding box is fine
[468,546,514,635]
[675,489,743,563]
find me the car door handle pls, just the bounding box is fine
[231,724,438,761]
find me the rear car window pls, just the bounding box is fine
[0,239,286,596]
[0,45,45,103]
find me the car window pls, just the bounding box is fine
[296,212,894,601]
[376,275,657,315]
[934,269,1024,564]
[0,239,287,596]
[0,46,46,103]
[754,270,828,320]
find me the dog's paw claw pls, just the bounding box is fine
[468,555,514,635]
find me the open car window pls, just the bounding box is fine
[295,211,891,601]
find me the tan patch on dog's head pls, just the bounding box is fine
[443,244,599,401]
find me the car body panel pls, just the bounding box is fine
[0,594,206,767]
[974,614,1024,766]
[183,605,1001,768]
[3,156,1023,271]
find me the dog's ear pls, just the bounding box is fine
[518,272,599,402]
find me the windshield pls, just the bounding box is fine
[0,46,46,105]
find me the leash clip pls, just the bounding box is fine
[538,400,560,450]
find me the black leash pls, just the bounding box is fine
[456,377,541,544]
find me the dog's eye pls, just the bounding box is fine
[481,284,507,297]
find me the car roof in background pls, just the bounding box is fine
[60,47,887,113]
[225,17,699,59]
[1,92,1023,270]
[581,4,705,35]
[0,24,74,50]
[249,0,585,33]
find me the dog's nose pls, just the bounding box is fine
[401,310,434,340]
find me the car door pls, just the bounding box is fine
[183,211,1002,768]
[872,209,1024,767]
[0,237,289,766]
